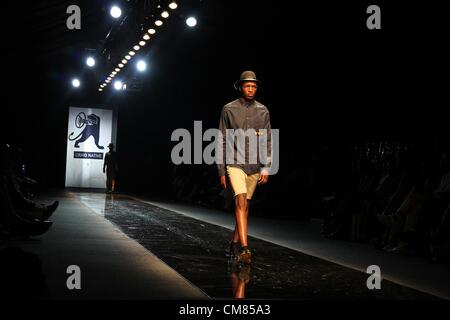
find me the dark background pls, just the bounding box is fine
[2,0,449,217]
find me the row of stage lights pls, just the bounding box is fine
[71,1,197,92]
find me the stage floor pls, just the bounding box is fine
[72,191,441,299]
[1,190,448,299]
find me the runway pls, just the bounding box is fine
[73,191,438,299]
[2,190,445,299]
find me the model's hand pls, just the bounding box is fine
[258,174,269,185]
[220,175,227,189]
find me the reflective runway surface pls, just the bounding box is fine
[74,192,439,299]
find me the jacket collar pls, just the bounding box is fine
[238,97,256,107]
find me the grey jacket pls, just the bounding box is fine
[217,98,272,176]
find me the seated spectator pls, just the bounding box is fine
[0,143,56,238]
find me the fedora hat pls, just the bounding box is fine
[233,70,259,90]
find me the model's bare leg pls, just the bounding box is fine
[235,193,249,247]
[232,224,239,243]
[233,199,250,242]
[112,179,116,192]
[245,199,249,229]
[232,197,247,243]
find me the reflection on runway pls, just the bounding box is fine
[229,261,251,299]
[74,192,438,299]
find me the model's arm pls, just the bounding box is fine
[258,110,271,185]
[218,107,228,188]
[103,154,108,173]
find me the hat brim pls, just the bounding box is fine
[233,79,259,90]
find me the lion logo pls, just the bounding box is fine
[68,112,104,149]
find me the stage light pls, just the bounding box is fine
[137,60,147,72]
[186,17,197,27]
[123,84,127,90]
[114,80,123,90]
[110,6,122,19]
[99,88,103,91]
[99,1,177,92]
[86,57,95,67]
[72,78,80,88]
[105,80,110,83]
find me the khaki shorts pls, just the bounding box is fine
[226,166,260,200]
